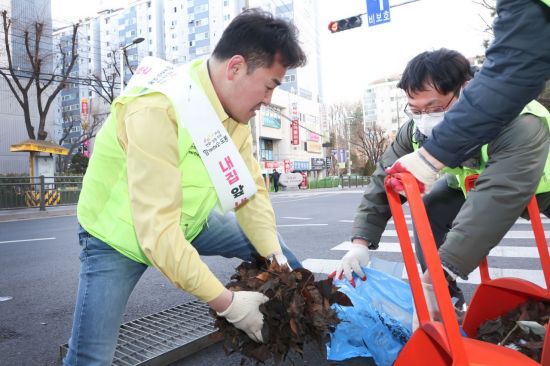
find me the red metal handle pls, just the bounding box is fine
[463,175,491,283]
[385,172,469,366]
[465,174,550,292]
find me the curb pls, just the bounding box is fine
[0,207,76,223]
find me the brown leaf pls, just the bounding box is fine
[255,272,270,282]
[289,318,299,335]
[212,260,342,364]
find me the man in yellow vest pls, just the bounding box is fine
[63,10,306,365]
[333,48,550,323]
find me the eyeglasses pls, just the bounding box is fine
[404,94,456,120]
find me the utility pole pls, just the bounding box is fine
[344,113,353,176]
[118,37,144,95]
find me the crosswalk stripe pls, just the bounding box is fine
[377,229,550,240]
[302,258,548,287]
[331,241,548,259]
[278,223,328,227]
[338,218,550,225]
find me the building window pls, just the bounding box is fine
[195,32,208,41]
[260,139,273,161]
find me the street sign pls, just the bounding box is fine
[366,0,391,27]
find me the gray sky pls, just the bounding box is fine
[317,0,492,102]
[51,0,492,103]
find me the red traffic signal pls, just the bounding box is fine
[328,15,363,33]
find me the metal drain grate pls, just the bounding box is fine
[60,300,220,366]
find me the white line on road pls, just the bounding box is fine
[302,258,549,287]
[331,241,548,259]
[0,237,56,244]
[278,224,328,227]
[281,216,312,220]
[339,217,550,225]
[375,229,550,240]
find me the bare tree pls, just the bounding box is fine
[474,0,496,46]
[56,100,105,172]
[352,124,389,175]
[84,50,121,105]
[0,10,80,140]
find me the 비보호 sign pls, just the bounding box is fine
[279,173,303,187]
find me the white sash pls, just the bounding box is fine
[125,57,257,212]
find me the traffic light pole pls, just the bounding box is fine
[328,0,421,33]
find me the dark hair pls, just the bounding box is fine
[397,48,473,97]
[212,8,307,72]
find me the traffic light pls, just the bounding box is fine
[328,15,363,33]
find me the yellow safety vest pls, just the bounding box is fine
[412,100,550,196]
[77,86,218,265]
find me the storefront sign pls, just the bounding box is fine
[307,132,321,142]
[291,120,299,145]
[263,161,279,169]
[292,160,310,171]
[263,115,281,129]
[280,172,303,187]
[291,102,299,145]
[311,158,326,170]
[284,159,291,173]
[305,141,321,153]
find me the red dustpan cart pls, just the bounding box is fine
[386,172,548,366]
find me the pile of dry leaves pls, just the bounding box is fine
[211,258,351,364]
[476,299,550,362]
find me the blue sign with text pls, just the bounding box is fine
[366,0,391,27]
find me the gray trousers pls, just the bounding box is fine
[414,113,550,279]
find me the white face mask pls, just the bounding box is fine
[413,113,445,137]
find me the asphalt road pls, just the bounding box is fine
[1,188,546,365]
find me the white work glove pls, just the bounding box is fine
[217,291,269,343]
[412,281,440,332]
[386,149,441,194]
[333,243,370,285]
[268,251,291,270]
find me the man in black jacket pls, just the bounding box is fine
[272,169,281,192]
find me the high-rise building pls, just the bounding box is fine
[248,0,322,103]
[49,0,327,181]
[362,76,408,132]
[0,0,53,173]
[53,0,166,156]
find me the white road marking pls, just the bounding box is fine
[281,216,312,220]
[0,237,56,244]
[378,229,550,240]
[278,224,328,227]
[302,258,549,287]
[331,241,549,259]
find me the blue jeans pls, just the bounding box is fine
[63,211,300,366]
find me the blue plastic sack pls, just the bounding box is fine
[327,266,413,366]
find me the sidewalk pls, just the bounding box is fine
[0,186,364,223]
[0,205,77,222]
